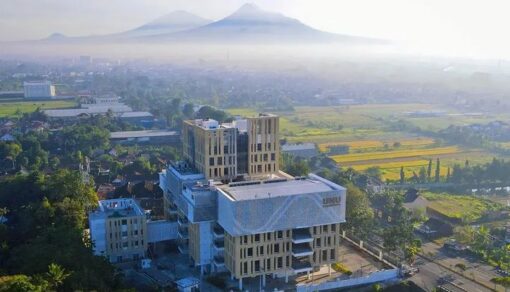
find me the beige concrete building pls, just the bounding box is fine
[159,113,347,290]
[89,198,148,263]
[182,113,279,181]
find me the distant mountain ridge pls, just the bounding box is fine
[144,3,382,44]
[115,10,211,38]
[36,3,385,45]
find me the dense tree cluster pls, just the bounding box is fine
[0,170,127,291]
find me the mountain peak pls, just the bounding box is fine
[237,3,261,13]
[146,10,210,27]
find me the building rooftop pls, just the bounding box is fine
[282,143,316,151]
[110,130,178,139]
[119,111,153,118]
[89,198,145,220]
[168,162,205,179]
[44,105,133,117]
[218,177,336,201]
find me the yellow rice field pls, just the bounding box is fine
[318,137,436,152]
[331,146,459,164]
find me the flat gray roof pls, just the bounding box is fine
[110,130,178,139]
[219,178,334,201]
[120,111,153,118]
[44,105,132,117]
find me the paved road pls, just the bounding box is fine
[411,257,491,292]
[420,241,502,291]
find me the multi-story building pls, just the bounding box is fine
[160,113,347,289]
[182,113,279,180]
[23,81,56,99]
[88,198,148,263]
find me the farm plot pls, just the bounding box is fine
[330,146,460,164]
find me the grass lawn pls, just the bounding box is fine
[0,100,77,117]
[422,192,503,222]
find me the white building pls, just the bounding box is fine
[23,81,56,99]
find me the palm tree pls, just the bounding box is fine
[46,263,71,290]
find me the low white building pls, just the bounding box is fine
[24,81,55,99]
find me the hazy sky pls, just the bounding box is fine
[1,0,509,58]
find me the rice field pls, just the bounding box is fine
[0,100,77,117]
[331,146,460,164]
[227,105,507,182]
[318,137,436,152]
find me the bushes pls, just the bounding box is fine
[331,263,352,276]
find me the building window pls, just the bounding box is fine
[257,165,262,172]
[122,231,128,237]
[267,233,271,240]
[257,143,262,151]
[330,249,335,260]
[254,260,260,272]
[323,225,328,233]
[316,238,321,248]
[254,234,260,242]
[286,230,290,237]
[121,219,127,225]
[259,246,264,255]
[209,158,214,166]
[263,154,268,161]
[271,153,276,161]
[224,145,228,154]
[244,262,248,274]
[266,259,271,270]
[322,250,327,261]
[217,157,222,165]
[277,231,283,239]
[247,248,253,257]
[274,243,280,253]
[331,224,336,232]
[277,257,283,268]
[123,242,128,248]
[244,236,248,244]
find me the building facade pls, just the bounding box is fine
[23,81,56,99]
[89,198,148,263]
[160,113,347,289]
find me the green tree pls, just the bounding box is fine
[427,159,432,180]
[46,263,71,290]
[418,167,427,183]
[345,184,374,239]
[435,158,441,183]
[400,166,405,184]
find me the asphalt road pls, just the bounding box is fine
[411,257,491,292]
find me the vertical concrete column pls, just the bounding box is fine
[328,265,332,276]
[285,270,289,283]
[342,230,346,238]
[359,240,363,249]
[379,250,383,260]
[239,278,243,290]
[262,274,266,287]
[307,271,311,280]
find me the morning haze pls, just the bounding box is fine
[0,1,509,292]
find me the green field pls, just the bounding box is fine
[422,192,503,223]
[227,104,509,181]
[0,100,77,117]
